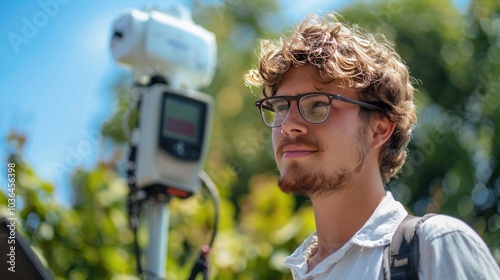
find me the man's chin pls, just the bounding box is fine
[277,167,353,197]
[277,170,318,197]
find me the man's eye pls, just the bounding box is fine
[311,101,329,109]
[276,104,289,112]
[268,100,288,112]
[305,101,329,117]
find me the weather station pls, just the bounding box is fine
[109,4,219,279]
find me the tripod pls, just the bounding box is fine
[125,81,219,280]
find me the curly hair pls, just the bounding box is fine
[245,13,417,184]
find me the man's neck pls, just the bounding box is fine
[307,179,386,271]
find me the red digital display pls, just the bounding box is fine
[165,117,196,137]
[162,94,203,146]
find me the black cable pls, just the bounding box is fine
[127,146,143,279]
[187,171,220,280]
[199,171,220,250]
[126,85,145,279]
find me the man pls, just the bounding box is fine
[245,13,500,279]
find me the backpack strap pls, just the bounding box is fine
[382,214,436,280]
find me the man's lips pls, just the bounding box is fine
[282,150,317,158]
[280,144,318,158]
[277,137,322,159]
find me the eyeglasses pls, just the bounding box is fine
[255,92,385,128]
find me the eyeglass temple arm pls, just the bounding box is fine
[334,95,385,112]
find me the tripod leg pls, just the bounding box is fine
[145,199,170,279]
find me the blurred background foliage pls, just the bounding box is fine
[1,0,500,278]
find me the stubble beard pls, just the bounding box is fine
[277,127,368,198]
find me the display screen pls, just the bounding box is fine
[159,92,207,160]
[162,96,200,144]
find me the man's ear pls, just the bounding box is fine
[370,113,396,149]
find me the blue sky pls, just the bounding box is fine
[0,0,346,203]
[0,0,469,203]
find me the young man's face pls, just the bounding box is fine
[272,65,371,197]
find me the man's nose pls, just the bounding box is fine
[280,103,308,137]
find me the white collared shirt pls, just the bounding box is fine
[284,192,500,279]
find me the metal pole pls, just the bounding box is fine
[145,199,170,279]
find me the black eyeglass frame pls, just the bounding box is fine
[254,92,386,128]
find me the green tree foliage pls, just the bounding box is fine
[2,0,499,279]
[341,0,500,258]
[1,133,136,279]
[467,0,500,254]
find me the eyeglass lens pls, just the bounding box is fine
[261,94,331,127]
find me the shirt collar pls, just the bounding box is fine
[350,191,407,247]
[284,192,408,276]
[287,191,407,262]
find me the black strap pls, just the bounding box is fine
[383,214,436,280]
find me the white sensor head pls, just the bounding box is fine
[110,5,217,90]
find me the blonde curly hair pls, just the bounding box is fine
[245,13,417,183]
